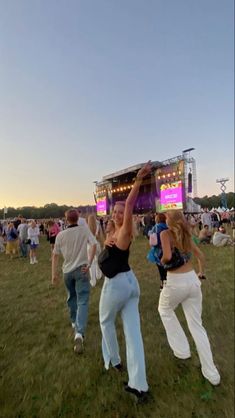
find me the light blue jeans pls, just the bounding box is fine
[64,265,90,337]
[99,270,148,392]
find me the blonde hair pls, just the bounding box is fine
[88,214,104,245]
[87,214,97,236]
[166,210,192,253]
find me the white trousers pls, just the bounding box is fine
[99,270,148,392]
[158,270,220,385]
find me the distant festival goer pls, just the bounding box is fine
[201,209,212,230]
[98,161,151,403]
[52,209,97,354]
[158,210,220,386]
[47,220,61,259]
[212,226,233,247]
[6,222,19,258]
[17,218,29,258]
[148,213,168,290]
[87,214,103,287]
[198,225,212,244]
[27,220,40,264]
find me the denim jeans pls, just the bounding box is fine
[64,265,90,337]
[19,240,28,257]
[158,270,220,384]
[99,270,148,392]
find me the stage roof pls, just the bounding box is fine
[102,160,161,182]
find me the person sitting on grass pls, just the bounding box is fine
[198,225,212,244]
[212,226,233,247]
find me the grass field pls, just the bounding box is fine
[0,235,234,418]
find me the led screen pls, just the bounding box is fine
[96,198,107,216]
[160,181,183,211]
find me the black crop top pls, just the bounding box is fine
[98,244,131,278]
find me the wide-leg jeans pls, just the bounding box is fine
[99,270,148,392]
[64,265,90,337]
[158,270,220,384]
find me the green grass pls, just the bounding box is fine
[0,235,234,418]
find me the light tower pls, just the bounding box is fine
[216,178,229,209]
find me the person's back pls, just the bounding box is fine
[52,209,97,354]
[55,224,94,273]
[158,210,220,387]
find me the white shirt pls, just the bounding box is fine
[212,231,231,246]
[17,223,28,240]
[201,212,212,227]
[53,224,97,274]
[28,226,40,245]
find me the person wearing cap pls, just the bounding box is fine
[52,209,97,354]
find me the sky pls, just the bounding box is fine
[0,0,234,209]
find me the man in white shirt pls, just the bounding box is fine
[201,209,212,230]
[52,209,97,354]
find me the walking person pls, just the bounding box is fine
[158,210,220,386]
[47,220,61,259]
[52,209,97,353]
[98,161,151,403]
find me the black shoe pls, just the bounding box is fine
[124,384,150,404]
[113,363,124,372]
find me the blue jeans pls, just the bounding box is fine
[19,240,28,257]
[64,265,90,337]
[99,270,148,392]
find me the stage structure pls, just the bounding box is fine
[94,150,200,216]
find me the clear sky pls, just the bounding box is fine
[0,0,234,208]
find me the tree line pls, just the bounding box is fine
[1,193,234,220]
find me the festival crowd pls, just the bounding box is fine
[0,162,234,403]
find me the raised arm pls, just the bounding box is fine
[122,161,152,235]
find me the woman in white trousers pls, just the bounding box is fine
[158,210,220,386]
[99,161,152,403]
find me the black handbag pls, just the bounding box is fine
[163,247,186,271]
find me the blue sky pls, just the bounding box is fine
[0,0,234,208]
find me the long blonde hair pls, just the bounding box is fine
[88,214,104,246]
[87,214,97,236]
[166,210,192,253]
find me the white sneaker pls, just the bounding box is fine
[34,258,38,264]
[30,259,34,264]
[74,333,84,354]
[202,369,221,386]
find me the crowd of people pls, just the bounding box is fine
[1,165,234,403]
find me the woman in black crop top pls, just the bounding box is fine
[99,161,151,403]
[158,210,220,386]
